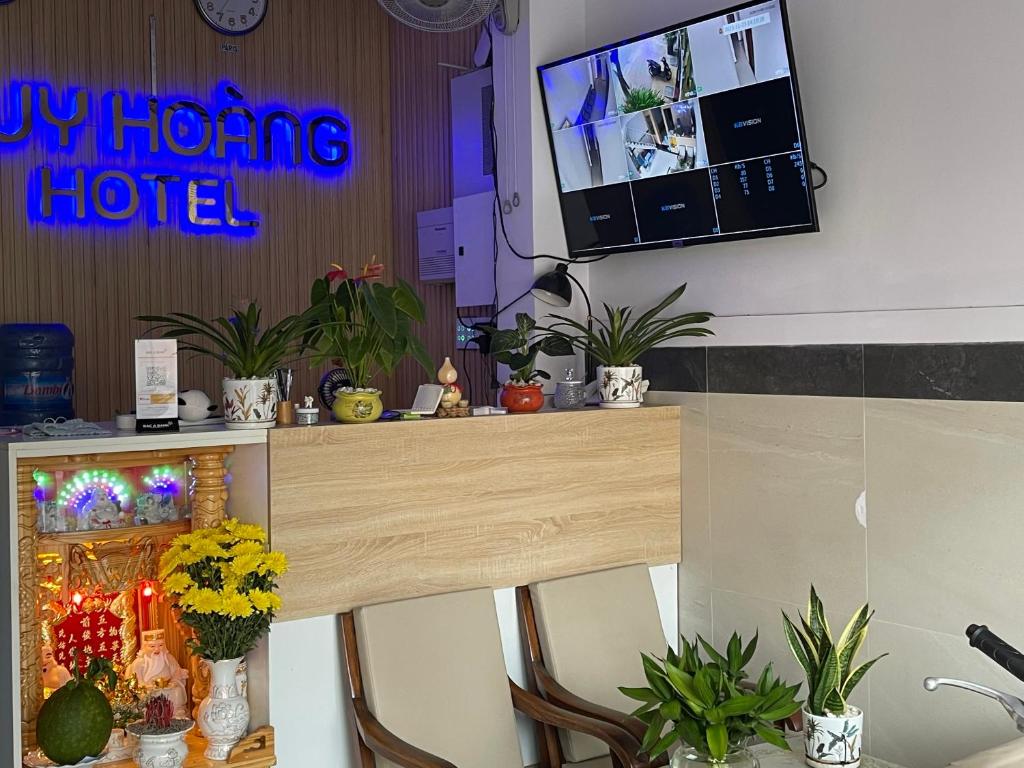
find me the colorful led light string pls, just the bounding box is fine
[56,469,133,514]
[142,465,183,496]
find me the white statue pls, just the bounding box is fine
[128,629,189,718]
[136,493,179,525]
[41,644,72,692]
[39,502,66,533]
[81,488,125,530]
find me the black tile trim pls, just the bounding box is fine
[637,343,1024,402]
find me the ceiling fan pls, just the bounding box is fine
[377,0,519,35]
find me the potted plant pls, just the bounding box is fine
[158,518,288,760]
[137,303,313,430]
[620,633,801,767]
[305,260,433,423]
[126,695,194,768]
[541,283,713,408]
[477,313,573,413]
[782,587,887,768]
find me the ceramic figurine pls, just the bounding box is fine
[128,629,189,718]
[40,644,72,692]
[178,390,217,423]
[39,501,66,533]
[136,492,179,525]
[81,487,126,530]
[437,357,458,385]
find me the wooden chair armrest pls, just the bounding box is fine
[530,661,649,745]
[510,679,649,768]
[352,698,458,768]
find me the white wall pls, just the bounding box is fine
[575,0,1024,345]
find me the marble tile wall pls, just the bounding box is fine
[645,343,1024,766]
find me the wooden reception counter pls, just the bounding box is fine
[268,405,682,621]
[2,405,680,764]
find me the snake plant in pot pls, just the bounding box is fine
[541,283,713,408]
[782,587,887,768]
[138,303,315,430]
[620,633,801,767]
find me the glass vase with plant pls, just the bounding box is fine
[782,587,886,768]
[477,312,573,413]
[541,283,713,408]
[137,302,314,428]
[305,259,433,422]
[159,517,287,758]
[621,633,801,767]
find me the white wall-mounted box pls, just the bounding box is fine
[416,207,454,283]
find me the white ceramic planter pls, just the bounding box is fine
[597,365,649,408]
[222,378,277,430]
[127,721,192,768]
[804,707,863,768]
[198,657,250,760]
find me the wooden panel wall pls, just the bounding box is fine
[268,407,682,621]
[386,20,497,407]
[0,0,489,420]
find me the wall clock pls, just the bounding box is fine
[195,0,267,36]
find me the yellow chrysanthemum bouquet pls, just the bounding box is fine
[158,518,287,661]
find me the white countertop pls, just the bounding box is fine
[0,421,267,458]
[750,740,905,768]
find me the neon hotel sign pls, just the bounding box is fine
[0,82,352,236]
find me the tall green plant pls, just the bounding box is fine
[621,633,801,761]
[137,303,313,379]
[305,267,433,389]
[477,312,573,384]
[782,587,887,717]
[541,283,713,367]
[623,87,666,113]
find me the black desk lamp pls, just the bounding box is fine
[487,264,593,381]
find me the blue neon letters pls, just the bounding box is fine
[0,82,352,236]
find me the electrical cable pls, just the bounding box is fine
[810,161,828,190]
[484,22,611,267]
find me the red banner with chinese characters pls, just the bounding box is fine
[50,592,130,673]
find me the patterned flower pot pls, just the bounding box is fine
[500,382,545,413]
[804,707,863,768]
[222,378,277,430]
[597,365,649,408]
[198,657,249,760]
[332,388,384,424]
[127,721,193,768]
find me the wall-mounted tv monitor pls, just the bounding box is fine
[538,0,818,259]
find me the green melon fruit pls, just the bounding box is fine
[36,656,115,766]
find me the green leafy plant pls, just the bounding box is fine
[541,283,713,367]
[137,303,313,379]
[620,633,801,761]
[477,312,573,385]
[782,586,887,717]
[305,263,433,390]
[623,87,666,113]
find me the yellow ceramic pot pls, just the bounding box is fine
[332,389,383,424]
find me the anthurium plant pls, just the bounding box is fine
[138,302,313,379]
[305,259,433,390]
[476,312,573,385]
[159,518,287,661]
[782,586,887,717]
[620,633,801,761]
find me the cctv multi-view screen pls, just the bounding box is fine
[538,0,818,258]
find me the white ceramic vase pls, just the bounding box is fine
[597,365,649,408]
[198,657,250,760]
[222,378,277,430]
[803,707,863,768]
[128,722,192,768]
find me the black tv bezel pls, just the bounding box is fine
[536,0,819,260]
